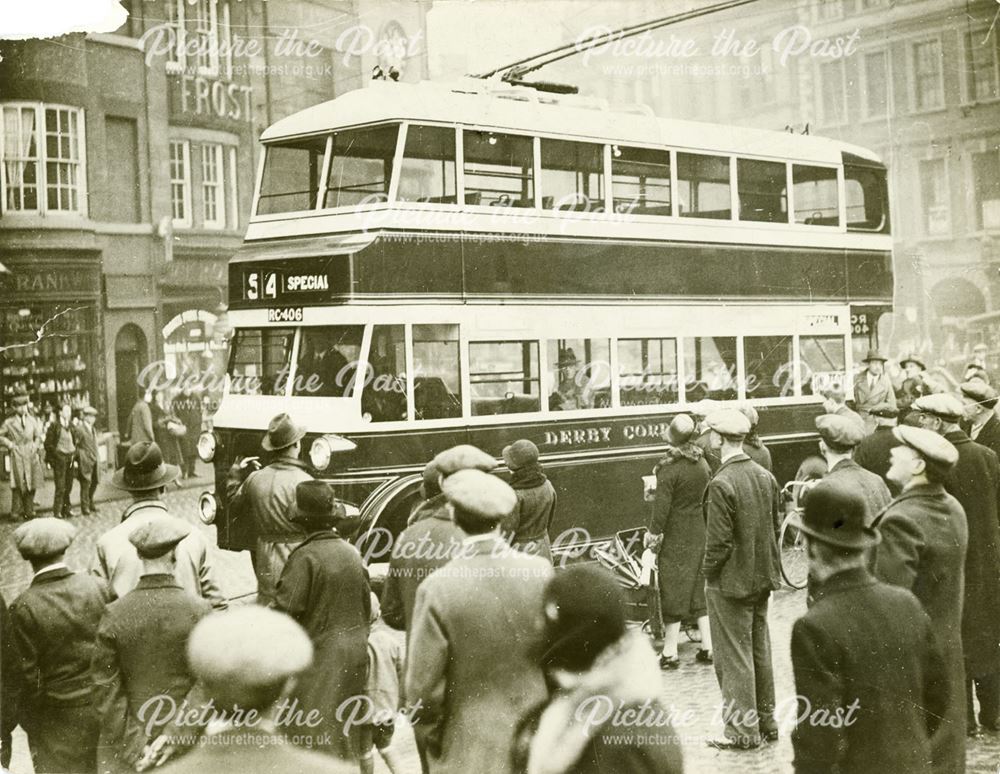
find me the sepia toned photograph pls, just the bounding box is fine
[1,0,999,771]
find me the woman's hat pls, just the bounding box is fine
[790,480,880,551]
[502,439,540,471]
[665,414,696,446]
[290,480,347,527]
[899,353,926,370]
[261,413,307,451]
[111,441,180,491]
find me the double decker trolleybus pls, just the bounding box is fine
[195,77,894,566]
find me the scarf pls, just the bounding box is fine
[653,441,703,474]
[510,463,548,490]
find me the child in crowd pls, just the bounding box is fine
[359,593,405,774]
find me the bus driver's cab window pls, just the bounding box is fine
[547,339,611,411]
[362,325,407,422]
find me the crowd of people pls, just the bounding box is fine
[1,346,999,774]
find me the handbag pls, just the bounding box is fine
[166,419,187,438]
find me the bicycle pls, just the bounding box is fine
[778,480,816,590]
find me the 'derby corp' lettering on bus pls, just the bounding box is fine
[543,427,613,447]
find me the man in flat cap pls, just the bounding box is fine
[229,412,313,604]
[874,426,968,773]
[92,515,211,774]
[815,414,891,526]
[821,385,864,427]
[854,349,896,433]
[700,408,782,750]
[855,403,901,493]
[154,607,355,774]
[0,387,44,520]
[8,518,108,773]
[959,381,1000,457]
[73,406,101,516]
[382,445,495,633]
[93,441,225,609]
[406,469,552,774]
[911,392,1000,737]
[273,480,372,762]
[790,481,947,774]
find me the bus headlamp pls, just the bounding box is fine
[198,492,218,524]
[197,431,217,462]
[309,434,357,470]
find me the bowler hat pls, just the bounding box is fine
[912,393,964,423]
[128,514,191,559]
[111,442,180,491]
[290,480,347,527]
[503,439,540,471]
[539,564,627,671]
[261,413,307,452]
[665,414,696,446]
[15,518,76,560]
[790,480,880,550]
[861,349,888,363]
[899,353,926,370]
[556,349,579,368]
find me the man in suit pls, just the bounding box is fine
[874,426,967,774]
[853,349,897,433]
[44,403,77,518]
[911,392,1000,737]
[816,414,892,525]
[789,481,947,774]
[92,516,211,774]
[92,442,225,609]
[0,388,45,520]
[73,406,100,515]
[406,469,553,774]
[8,518,108,774]
[701,408,783,750]
[854,403,901,493]
[960,381,1000,457]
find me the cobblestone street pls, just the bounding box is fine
[2,487,999,773]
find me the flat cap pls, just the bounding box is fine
[960,381,998,407]
[442,469,517,522]
[737,404,759,428]
[705,408,751,438]
[433,444,496,477]
[912,393,965,423]
[687,399,720,419]
[188,607,313,698]
[82,406,98,416]
[128,515,191,558]
[815,414,866,448]
[892,426,959,468]
[869,402,899,419]
[14,518,76,560]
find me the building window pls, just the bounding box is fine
[862,50,890,119]
[912,39,944,111]
[201,143,225,228]
[1,103,85,215]
[164,0,229,76]
[973,149,1000,231]
[737,158,787,223]
[539,139,605,212]
[819,60,847,125]
[463,131,534,208]
[964,30,1000,102]
[169,140,191,227]
[919,158,950,236]
[677,153,731,219]
[611,145,671,216]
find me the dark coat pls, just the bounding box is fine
[791,568,947,774]
[702,453,782,599]
[92,574,210,774]
[274,531,371,762]
[406,536,553,774]
[823,458,892,527]
[150,401,183,467]
[1,594,18,769]
[9,568,108,774]
[43,418,75,466]
[157,728,357,774]
[126,400,154,445]
[971,412,1000,459]
[873,483,968,774]
[503,467,557,559]
[171,394,202,459]
[743,436,772,472]
[649,444,712,620]
[942,429,1000,676]
[854,425,900,494]
[72,421,100,477]
[382,507,465,633]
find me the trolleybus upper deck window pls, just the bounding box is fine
[323,124,398,209]
[845,164,889,232]
[470,340,540,415]
[617,338,679,406]
[463,131,534,208]
[793,165,839,226]
[397,125,457,204]
[800,335,847,396]
[540,140,605,212]
[256,137,326,215]
[677,153,732,219]
[547,339,611,410]
[228,328,295,395]
[744,335,794,398]
[684,336,738,401]
[737,159,788,224]
[611,146,671,216]
[293,326,364,398]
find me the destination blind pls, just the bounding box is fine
[229,255,352,307]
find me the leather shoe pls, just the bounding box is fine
[695,648,713,664]
[659,655,680,670]
[763,730,779,743]
[706,737,760,751]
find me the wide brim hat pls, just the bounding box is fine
[861,349,888,363]
[261,413,307,452]
[789,480,881,550]
[556,349,580,368]
[290,480,347,527]
[665,414,696,446]
[503,439,540,471]
[111,441,180,491]
[899,354,926,370]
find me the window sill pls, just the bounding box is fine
[86,33,142,50]
[907,105,948,117]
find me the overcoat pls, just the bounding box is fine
[853,372,897,431]
[72,421,100,477]
[649,443,712,620]
[9,568,108,774]
[791,567,947,774]
[743,436,772,472]
[406,536,552,774]
[0,412,45,490]
[854,425,900,492]
[91,574,210,774]
[971,412,1000,458]
[823,458,892,526]
[873,483,968,774]
[273,531,372,762]
[126,400,154,445]
[941,430,1000,676]
[503,467,557,559]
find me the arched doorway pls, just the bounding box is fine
[115,324,148,433]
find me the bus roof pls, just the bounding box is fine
[260,78,883,167]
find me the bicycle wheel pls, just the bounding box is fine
[779,514,809,590]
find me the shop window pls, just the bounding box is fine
[744,335,794,399]
[227,328,294,396]
[170,140,191,226]
[1,103,85,215]
[201,143,225,229]
[800,335,846,396]
[611,145,671,216]
[469,341,540,415]
[684,336,738,401]
[540,139,605,212]
[617,338,678,406]
[793,165,839,226]
[294,326,364,399]
[361,325,407,422]
[845,164,889,232]
[413,324,462,420]
[256,136,326,215]
[463,131,534,208]
[677,153,731,219]
[738,159,788,223]
[397,125,457,204]
[324,124,397,209]
[546,338,611,411]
